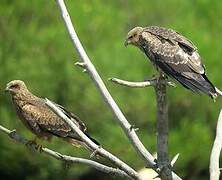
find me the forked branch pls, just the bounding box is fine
[110,75,173,180]
[0,124,131,179]
[55,0,181,179]
[45,99,140,179]
[56,0,155,167]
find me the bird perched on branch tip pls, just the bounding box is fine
[125,26,221,100]
[5,80,99,151]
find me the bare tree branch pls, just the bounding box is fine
[109,74,174,179]
[154,75,172,180]
[55,1,181,179]
[109,75,175,179]
[56,0,154,167]
[210,109,222,180]
[110,75,173,180]
[45,99,140,179]
[109,76,179,180]
[215,87,222,96]
[109,78,175,88]
[0,124,132,179]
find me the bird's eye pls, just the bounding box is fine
[129,34,136,39]
[129,35,134,39]
[10,84,19,89]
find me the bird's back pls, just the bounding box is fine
[13,93,87,140]
[6,80,99,149]
[144,26,197,52]
[137,26,217,98]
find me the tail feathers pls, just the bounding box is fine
[65,133,100,152]
[84,132,100,146]
[67,138,94,152]
[67,138,83,148]
[174,74,217,99]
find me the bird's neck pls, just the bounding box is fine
[12,90,37,107]
[137,36,148,51]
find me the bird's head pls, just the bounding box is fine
[125,26,143,47]
[5,80,27,95]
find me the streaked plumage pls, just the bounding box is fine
[5,80,98,149]
[125,26,219,99]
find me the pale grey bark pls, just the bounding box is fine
[154,75,172,180]
[109,77,180,180]
[215,87,222,96]
[45,99,140,179]
[56,0,155,168]
[0,125,131,179]
[55,0,181,179]
[210,109,222,180]
[110,78,175,88]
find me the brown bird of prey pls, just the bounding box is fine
[5,80,98,150]
[125,26,221,99]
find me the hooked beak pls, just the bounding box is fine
[5,86,10,92]
[124,39,129,47]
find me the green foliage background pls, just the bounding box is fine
[0,0,222,179]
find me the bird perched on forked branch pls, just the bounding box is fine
[125,26,221,99]
[5,80,99,150]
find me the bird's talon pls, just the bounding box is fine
[36,144,43,153]
[25,140,38,152]
[168,81,176,87]
[9,129,17,138]
[25,139,41,152]
[155,161,172,175]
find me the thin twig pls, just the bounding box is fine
[45,99,140,179]
[171,154,180,167]
[109,78,175,88]
[0,124,131,179]
[209,109,222,180]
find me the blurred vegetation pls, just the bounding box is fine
[0,0,222,179]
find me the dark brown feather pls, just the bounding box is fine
[144,26,197,52]
[126,26,217,98]
[6,80,98,149]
